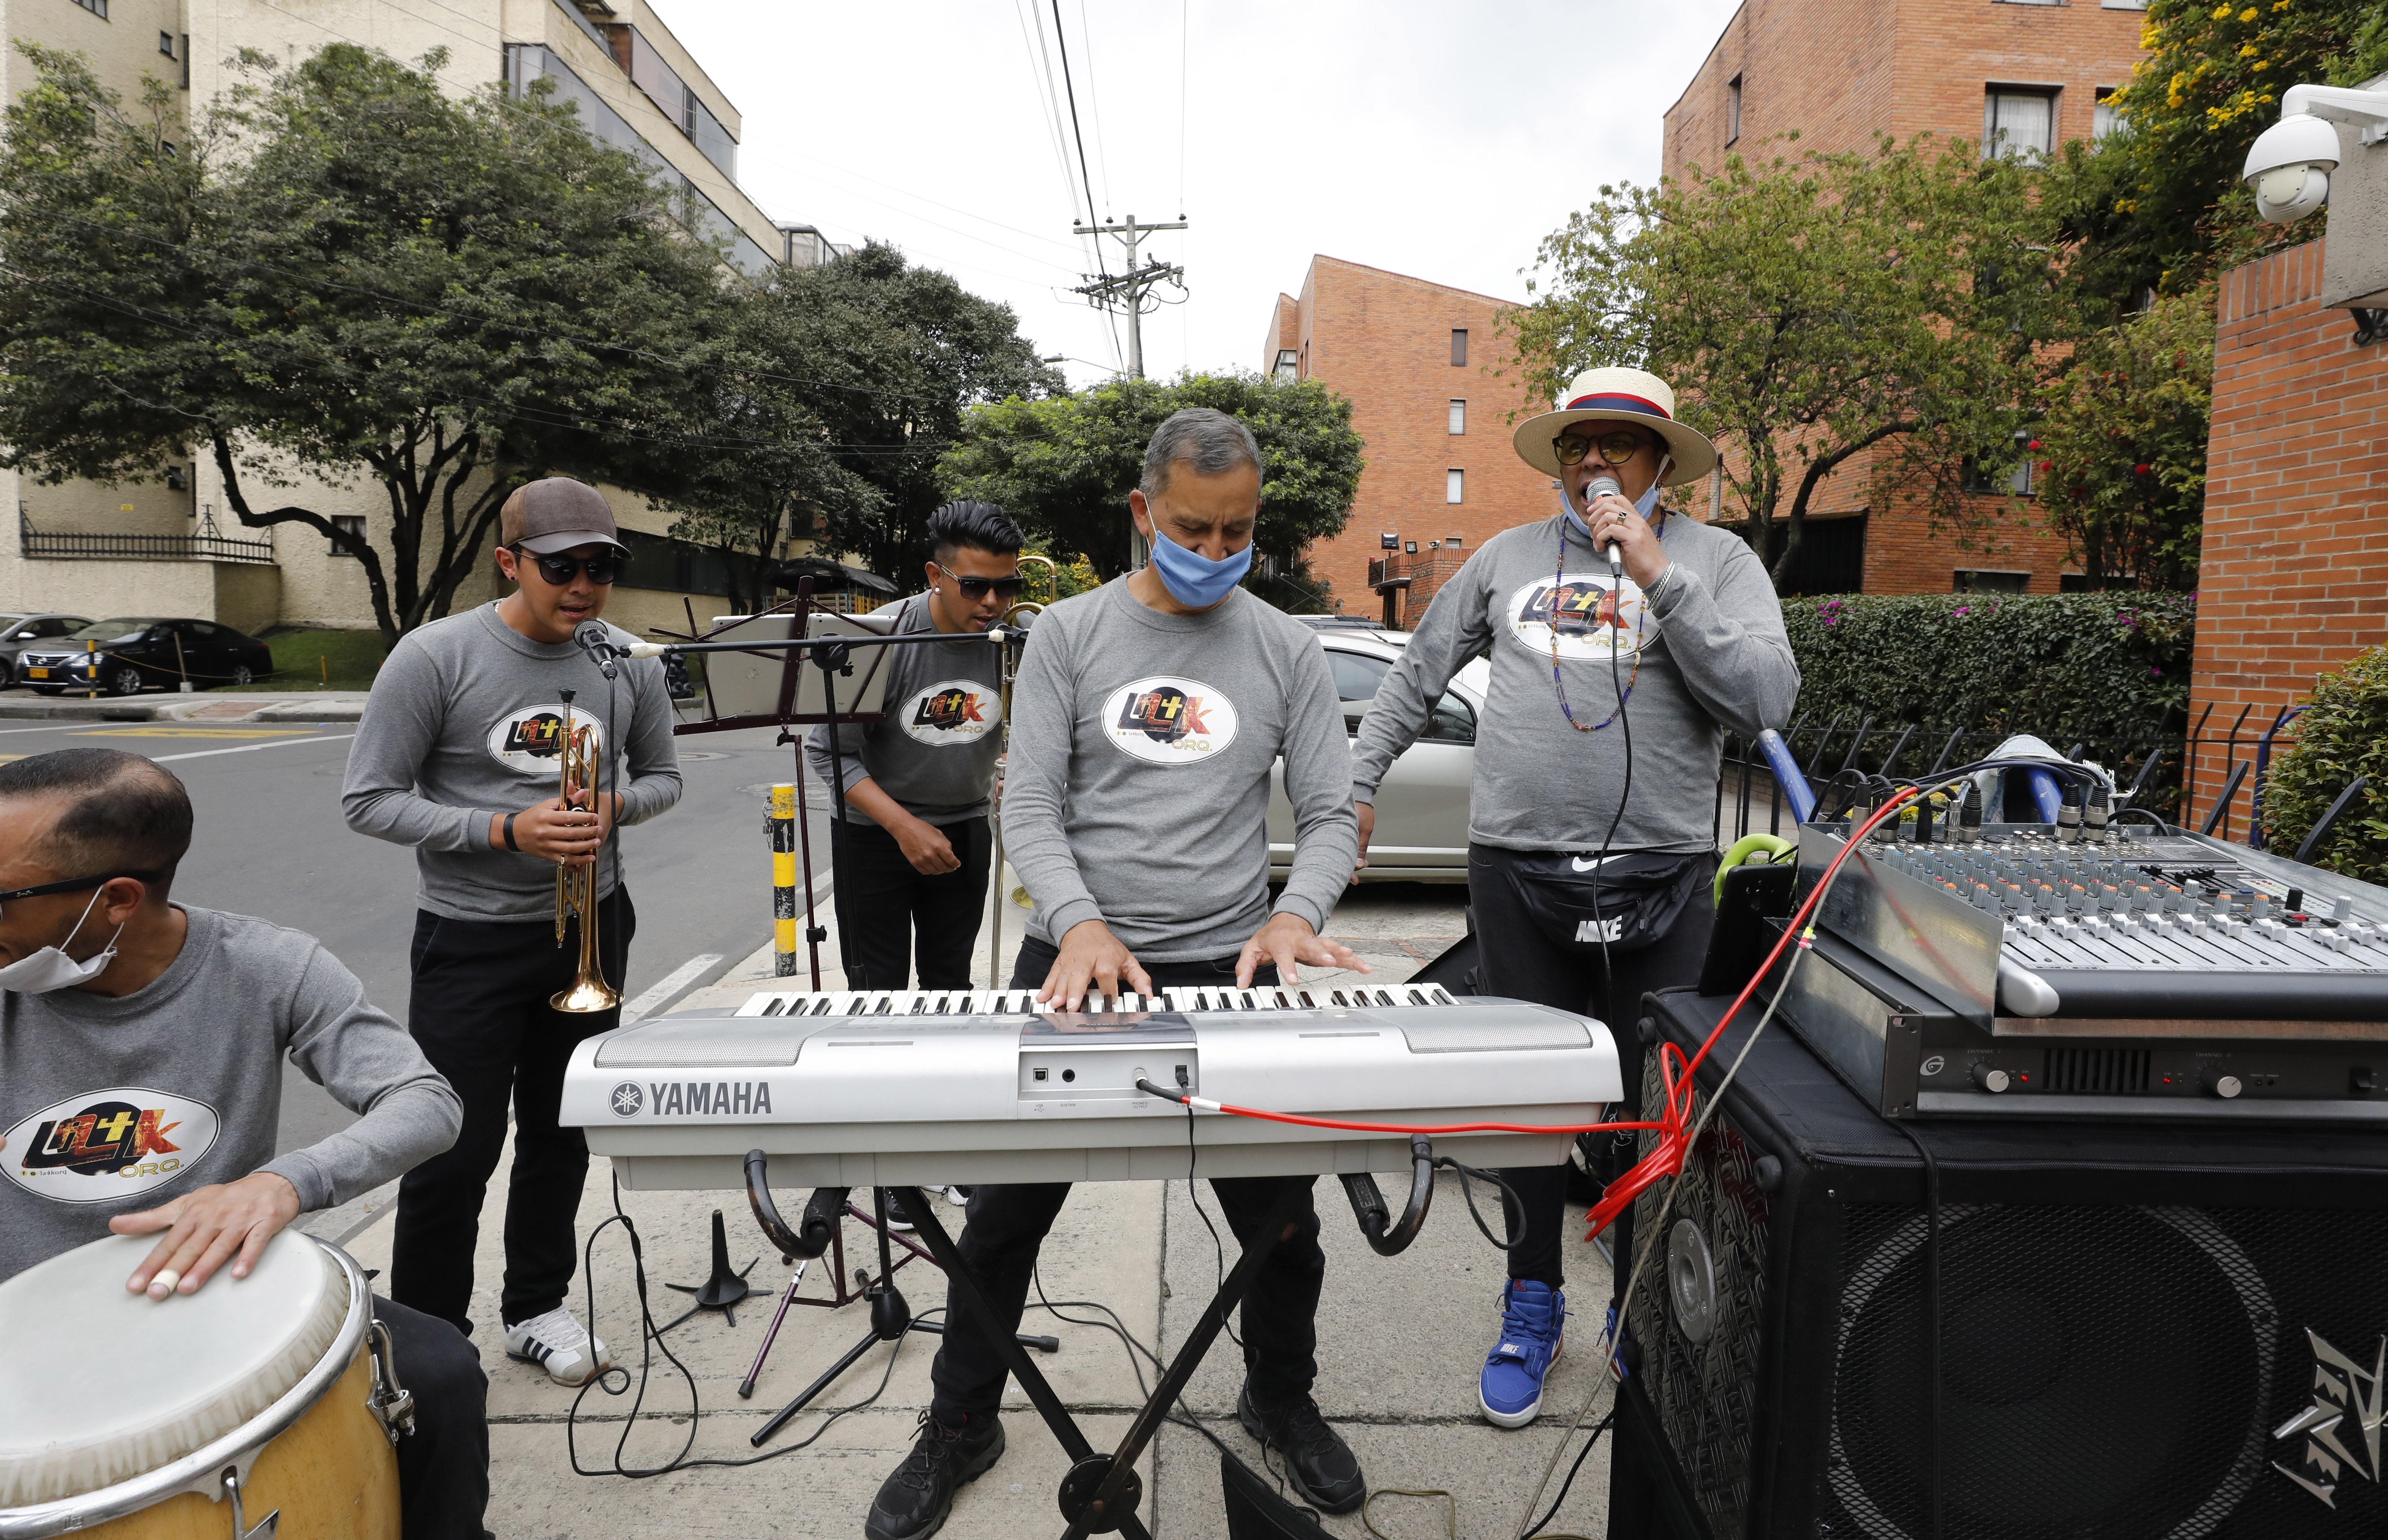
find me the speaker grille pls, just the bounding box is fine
[1628,1060,1773,1537]
[1824,1204,2388,1538]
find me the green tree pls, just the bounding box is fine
[2263,643,2388,885]
[937,372,1365,597]
[2100,0,2388,291]
[2027,286,2215,590]
[1506,136,2061,591]
[0,43,735,646]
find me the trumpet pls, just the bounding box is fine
[550,688,621,1013]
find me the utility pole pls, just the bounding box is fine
[1072,214,1186,380]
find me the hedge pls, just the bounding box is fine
[1779,592,2198,773]
[2261,645,2388,888]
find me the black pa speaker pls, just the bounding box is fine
[1608,987,2388,1540]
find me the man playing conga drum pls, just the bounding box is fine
[0,749,491,1538]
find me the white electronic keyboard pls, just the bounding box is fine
[561,986,1620,1188]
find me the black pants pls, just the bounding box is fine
[391,888,635,1334]
[830,814,992,989]
[1468,845,1715,1293]
[373,1294,492,1540]
[927,936,1322,1425]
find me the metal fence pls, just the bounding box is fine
[1710,702,2316,853]
[19,525,276,565]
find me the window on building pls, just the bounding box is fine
[1954,569,2031,594]
[1983,88,2057,161]
[1273,348,1299,383]
[2100,0,2146,9]
[1445,534,1463,548]
[328,515,365,556]
[180,33,190,88]
[1446,469,1465,505]
[1448,399,1467,435]
[1962,433,2036,497]
[1450,329,1468,367]
[157,30,173,53]
[1997,0,2061,6]
[687,89,737,180]
[1727,74,1742,145]
[2093,87,2122,140]
[69,0,106,18]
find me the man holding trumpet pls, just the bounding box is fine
[344,477,683,1386]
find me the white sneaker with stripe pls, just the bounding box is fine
[504,1307,613,1386]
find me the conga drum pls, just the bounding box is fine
[0,1231,403,1538]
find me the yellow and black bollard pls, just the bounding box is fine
[769,784,799,978]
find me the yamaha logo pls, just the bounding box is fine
[609,1082,644,1118]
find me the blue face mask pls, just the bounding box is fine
[1145,518,1253,608]
[1560,458,1671,544]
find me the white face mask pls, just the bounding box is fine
[0,887,124,994]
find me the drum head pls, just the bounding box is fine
[0,1231,348,1507]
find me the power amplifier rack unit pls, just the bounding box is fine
[1766,820,2388,1122]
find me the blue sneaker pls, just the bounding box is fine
[1479,1280,1565,1428]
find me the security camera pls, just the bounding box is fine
[2243,114,2340,222]
[2242,84,2388,223]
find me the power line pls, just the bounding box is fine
[1073,0,1114,221]
[1048,0,1102,266]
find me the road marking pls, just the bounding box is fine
[77,726,318,739]
[622,953,725,1022]
[0,720,125,737]
[149,734,355,762]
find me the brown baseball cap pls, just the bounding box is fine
[499,477,628,556]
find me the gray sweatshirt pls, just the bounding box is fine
[803,593,1004,827]
[1352,511,1798,854]
[343,604,683,922]
[1005,579,1358,961]
[0,906,462,1284]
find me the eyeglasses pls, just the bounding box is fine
[935,562,1026,600]
[1552,429,1650,468]
[516,550,623,586]
[0,871,161,919]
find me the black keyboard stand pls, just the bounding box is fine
[890,1183,1310,1540]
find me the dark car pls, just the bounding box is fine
[15,617,275,696]
[0,613,95,675]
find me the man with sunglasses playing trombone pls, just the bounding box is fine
[804,500,1026,992]
[344,476,682,1388]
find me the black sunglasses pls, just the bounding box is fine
[935,562,1026,599]
[515,549,623,586]
[0,871,162,918]
[1552,429,1651,468]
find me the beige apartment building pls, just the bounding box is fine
[0,0,842,640]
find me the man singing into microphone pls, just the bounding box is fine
[862,409,1368,1540]
[344,476,682,1386]
[1351,368,1796,1429]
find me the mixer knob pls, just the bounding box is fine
[1972,1063,2012,1094]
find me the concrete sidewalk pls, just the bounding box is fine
[331,878,1616,1538]
[0,689,371,722]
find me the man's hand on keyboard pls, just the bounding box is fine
[1237,913,1366,989]
[1042,919,1156,1006]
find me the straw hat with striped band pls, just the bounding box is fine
[1511,366,1718,486]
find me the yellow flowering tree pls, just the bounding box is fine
[2108,0,2388,286]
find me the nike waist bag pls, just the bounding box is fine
[1501,849,1709,956]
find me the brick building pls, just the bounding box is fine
[1263,257,1558,626]
[1660,0,2150,594]
[2184,238,2388,832]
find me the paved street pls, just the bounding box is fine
[0,711,840,1152]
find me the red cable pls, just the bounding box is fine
[1141,792,1919,1244]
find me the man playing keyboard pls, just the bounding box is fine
[863,408,1367,1540]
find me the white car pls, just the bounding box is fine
[1269,620,1486,883]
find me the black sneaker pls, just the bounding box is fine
[881,1189,916,1233]
[1236,1382,1365,1514]
[864,1410,1004,1540]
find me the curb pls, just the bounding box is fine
[0,692,370,723]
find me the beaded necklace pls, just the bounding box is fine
[1547,513,1659,732]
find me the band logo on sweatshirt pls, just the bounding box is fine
[901,680,995,747]
[1101,676,1240,765]
[1507,575,1649,662]
[1,1088,220,1204]
[486,703,605,775]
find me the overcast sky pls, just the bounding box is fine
[657,0,1742,392]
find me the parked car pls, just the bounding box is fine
[1268,626,1486,883]
[15,617,275,696]
[0,613,95,676]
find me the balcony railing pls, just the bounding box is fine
[19,509,276,565]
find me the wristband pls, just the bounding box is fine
[503,812,520,852]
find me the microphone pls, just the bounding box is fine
[1584,472,1625,571]
[573,619,620,680]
